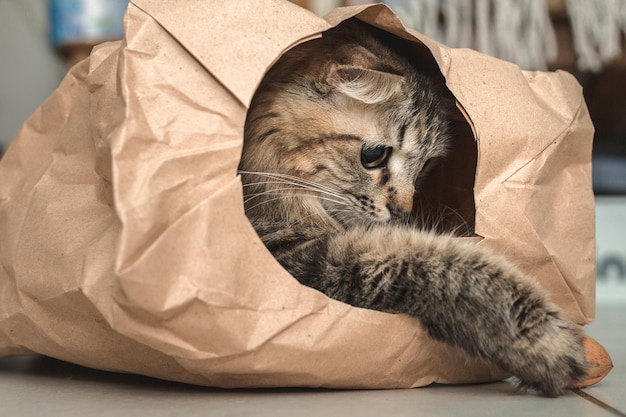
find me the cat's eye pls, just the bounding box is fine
[361,145,391,169]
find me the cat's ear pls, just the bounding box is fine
[315,44,405,103]
[321,63,405,104]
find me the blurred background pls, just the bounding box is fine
[0,0,624,305]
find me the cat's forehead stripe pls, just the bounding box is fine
[318,133,362,143]
[397,122,408,149]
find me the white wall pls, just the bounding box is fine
[0,0,67,153]
[596,196,626,306]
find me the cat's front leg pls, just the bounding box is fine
[275,225,587,396]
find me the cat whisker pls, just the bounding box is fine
[242,179,339,195]
[239,171,352,207]
[242,180,349,203]
[239,172,337,195]
[296,208,353,224]
[244,192,352,213]
[244,195,296,213]
[245,183,351,206]
[244,188,350,208]
[412,199,472,236]
[238,170,349,202]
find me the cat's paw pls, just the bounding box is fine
[510,310,587,397]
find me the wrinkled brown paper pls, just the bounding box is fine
[0,0,595,388]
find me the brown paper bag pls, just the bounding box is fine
[0,0,595,388]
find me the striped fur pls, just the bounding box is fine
[239,19,586,396]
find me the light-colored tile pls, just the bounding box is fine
[583,305,626,413]
[0,367,616,417]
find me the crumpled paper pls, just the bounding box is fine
[0,0,594,388]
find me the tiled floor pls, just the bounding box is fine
[0,305,624,417]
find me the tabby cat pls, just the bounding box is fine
[239,19,586,396]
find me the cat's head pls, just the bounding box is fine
[240,21,454,228]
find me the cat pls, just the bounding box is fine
[238,19,587,396]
